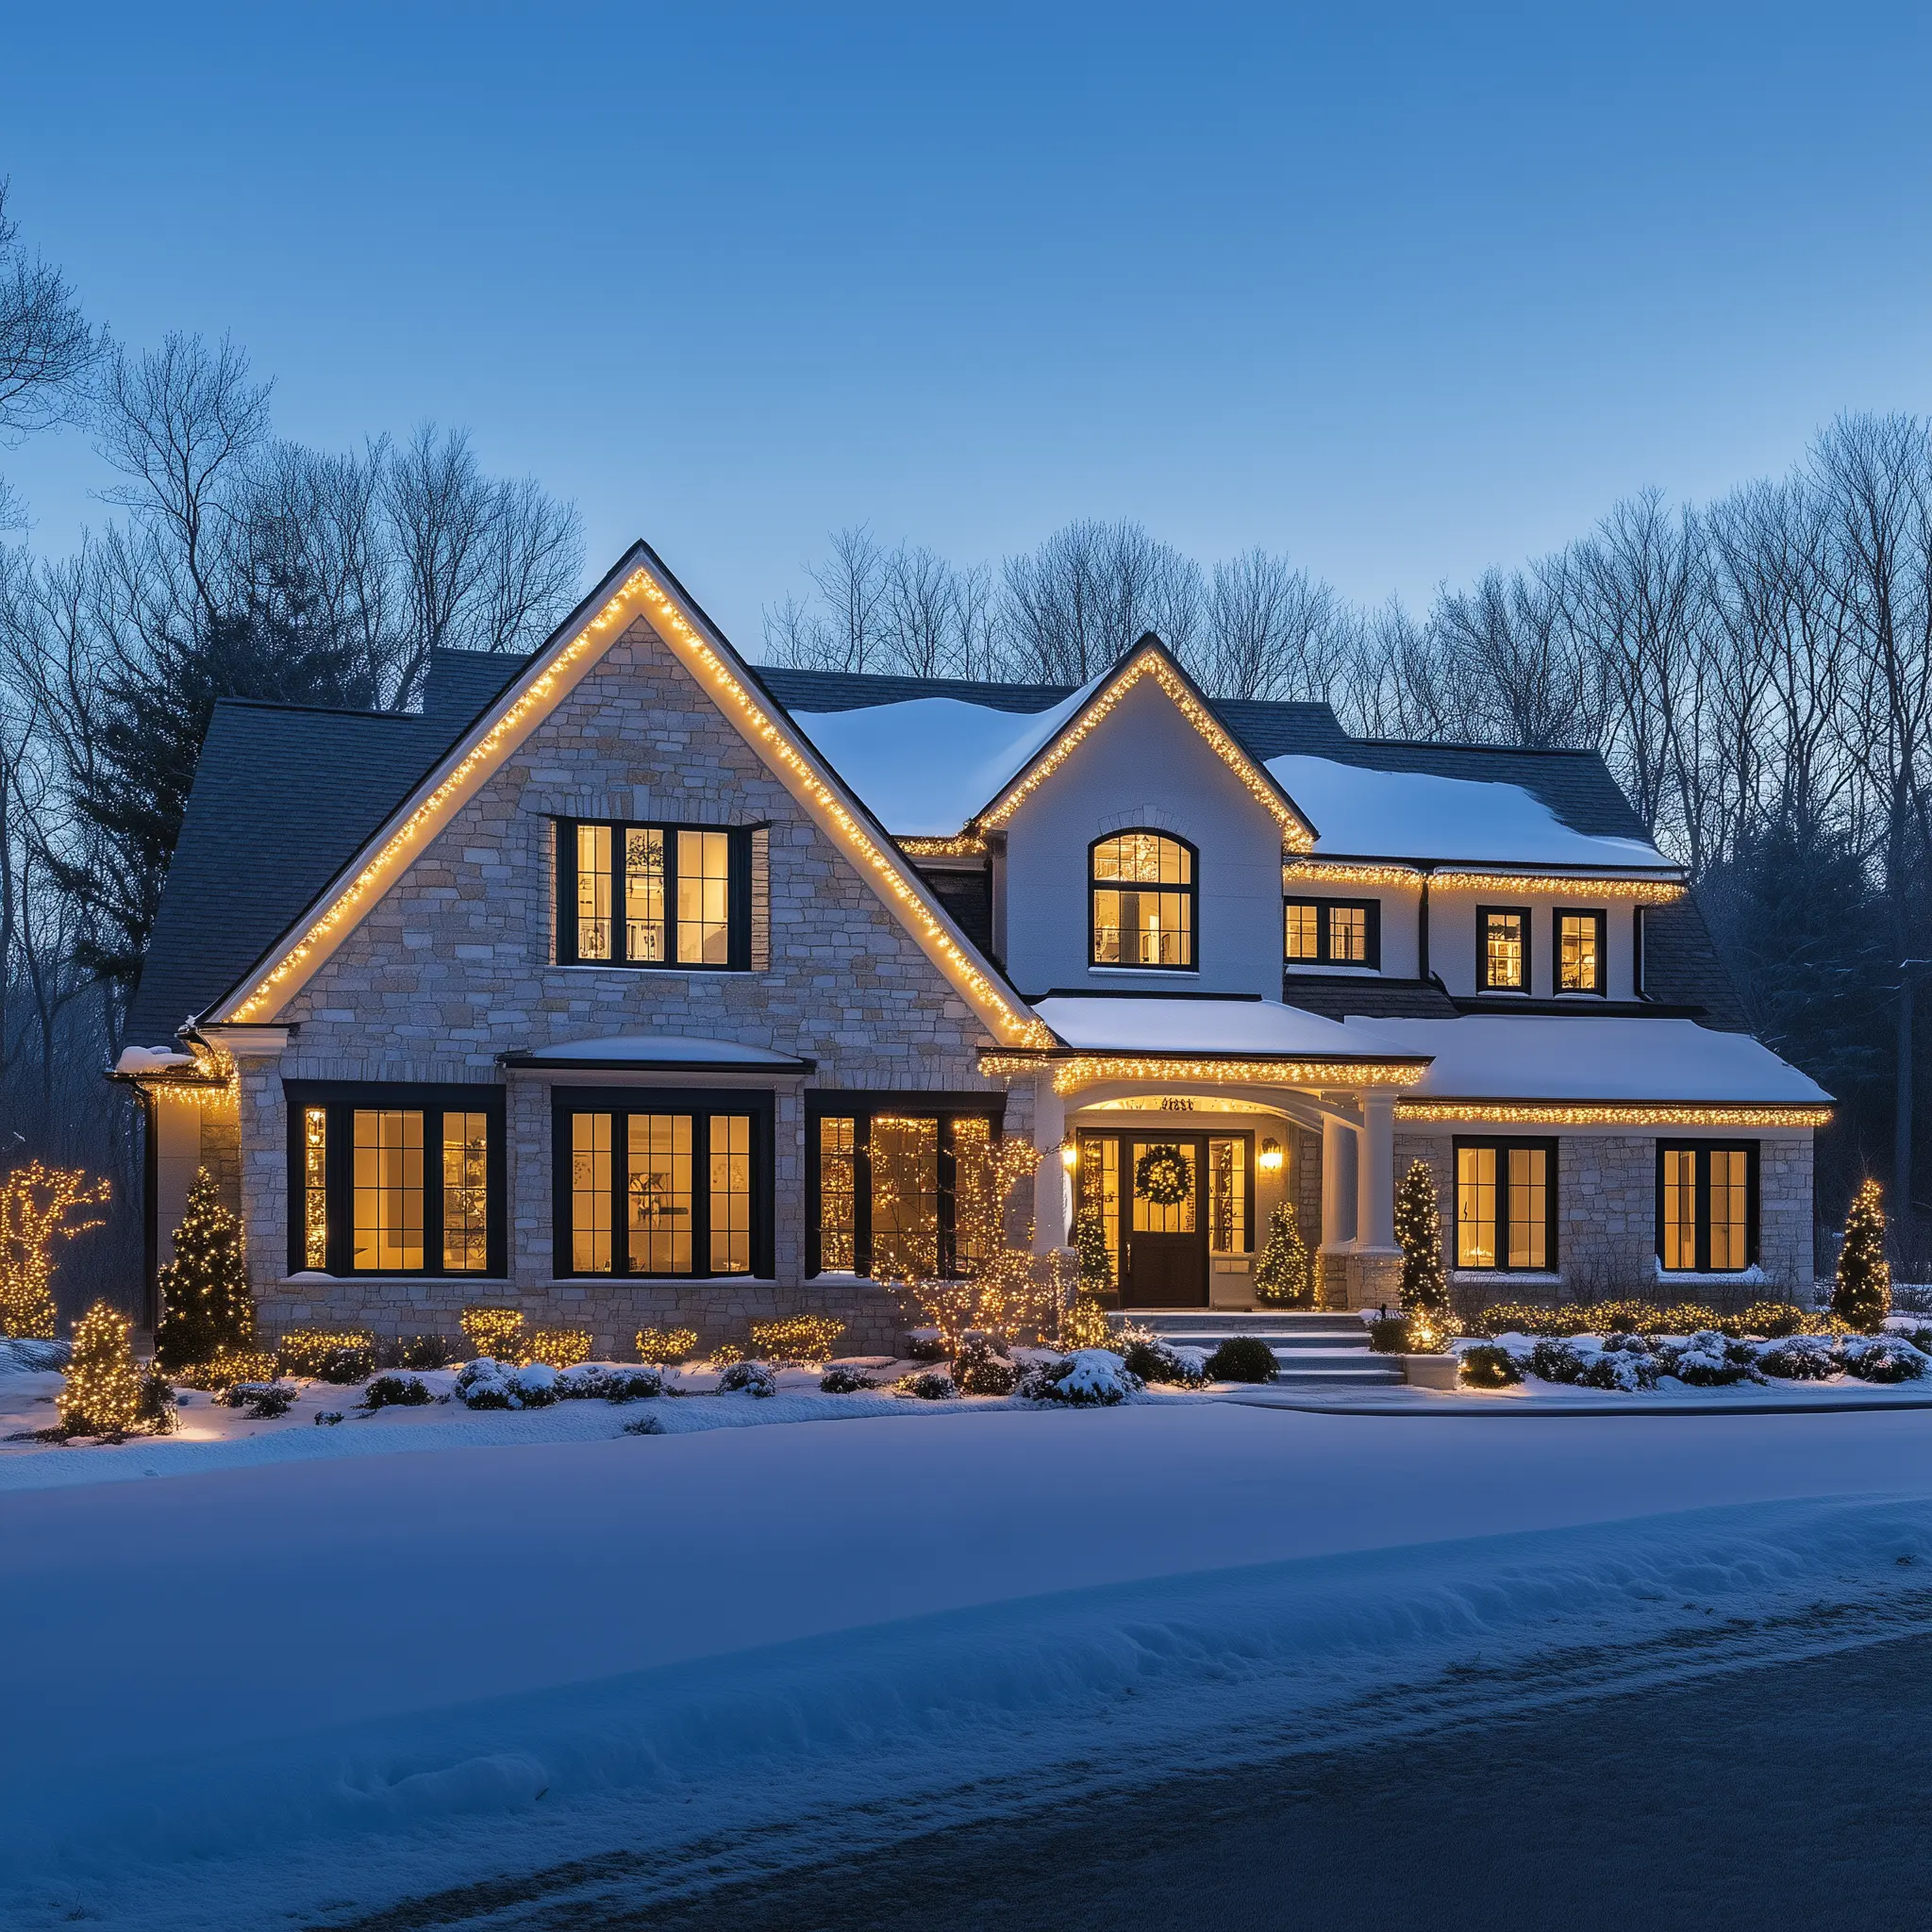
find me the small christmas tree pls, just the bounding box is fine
[1254,1203,1312,1307]
[1395,1158,1451,1348]
[155,1170,256,1372]
[1833,1177,1890,1332]
[59,1301,142,1438]
[1073,1207,1113,1296]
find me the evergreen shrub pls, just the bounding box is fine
[278,1329,377,1383]
[717,1358,777,1397]
[1366,1316,1410,1354]
[895,1368,958,1400]
[819,1365,877,1393]
[1457,1343,1522,1388]
[154,1171,255,1372]
[1205,1336,1277,1383]
[361,1372,434,1408]
[634,1326,699,1365]
[953,1333,1021,1393]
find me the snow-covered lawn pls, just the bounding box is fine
[8,1374,1932,1928]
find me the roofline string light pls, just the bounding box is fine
[114,1042,240,1113]
[895,834,989,858]
[980,1052,1430,1094]
[213,565,1051,1049]
[1282,860,1686,902]
[1394,1100,1831,1127]
[978,647,1318,852]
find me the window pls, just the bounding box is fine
[1557,909,1607,995]
[553,1091,772,1278]
[1208,1136,1248,1255]
[286,1084,507,1277]
[1478,907,1530,991]
[1454,1140,1557,1271]
[1657,1143,1757,1273]
[1091,831,1196,969]
[557,819,753,969]
[1284,897,1381,969]
[808,1094,1006,1277]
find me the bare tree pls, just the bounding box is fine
[1205,548,1349,702]
[1001,520,1204,683]
[0,181,98,529]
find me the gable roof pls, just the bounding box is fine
[180,544,1050,1049]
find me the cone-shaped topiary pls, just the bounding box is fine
[1254,1203,1313,1307]
[1073,1207,1113,1295]
[155,1170,256,1372]
[1395,1159,1451,1345]
[59,1301,142,1437]
[1833,1177,1890,1333]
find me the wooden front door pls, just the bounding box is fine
[1122,1136,1207,1308]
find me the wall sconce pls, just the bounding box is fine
[1060,1140,1079,1171]
[1257,1138,1284,1174]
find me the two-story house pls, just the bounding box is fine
[115,543,1831,1354]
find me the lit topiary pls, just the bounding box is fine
[1059,1293,1112,1351]
[1253,1203,1312,1307]
[58,1301,142,1438]
[749,1314,846,1364]
[635,1325,698,1365]
[1395,1159,1451,1347]
[0,1162,110,1339]
[461,1306,528,1365]
[1833,1177,1890,1333]
[155,1170,255,1371]
[527,1326,592,1369]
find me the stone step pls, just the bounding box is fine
[1271,1367,1406,1387]
[1118,1311,1365,1335]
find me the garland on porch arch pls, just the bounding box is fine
[1134,1144,1192,1208]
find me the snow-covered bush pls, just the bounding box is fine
[1657,1331,1758,1387]
[819,1364,876,1393]
[1757,1336,1840,1381]
[1457,1342,1522,1388]
[895,1368,958,1400]
[1890,1322,1932,1357]
[453,1357,519,1408]
[623,1413,665,1436]
[1205,1336,1276,1383]
[226,1381,295,1418]
[1576,1341,1661,1391]
[361,1372,434,1409]
[1120,1337,1208,1388]
[1526,1339,1588,1383]
[1025,1349,1142,1407]
[513,1361,559,1407]
[278,1328,376,1384]
[717,1358,777,1397]
[954,1333,1021,1394]
[1840,1335,1929,1383]
[557,1363,662,1402]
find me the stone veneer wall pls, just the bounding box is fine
[1394,1129,1815,1304]
[235,612,1020,1360]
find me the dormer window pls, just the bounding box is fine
[1478,907,1529,991]
[558,820,750,970]
[1557,909,1607,994]
[1091,831,1196,970]
[1285,897,1381,970]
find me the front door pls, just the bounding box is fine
[1123,1136,1207,1308]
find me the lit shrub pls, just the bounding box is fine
[954,1333,1021,1394]
[1458,1343,1522,1388]
[277,1328,377,1383]
[177,1348,280,1391]
[718,1358,777,1397]
[634,1326,698,1366]
[902,1329,948,1362]
[749,1314,846,1365]
[528,1327,592,1370]
[460,1307,527,1366]
[361,1372,434,1409]
[1738,1302,1807,1340]
[1058,1296,1113,1352]
[895,1367,958,1400]
[58,1302,143,1438]
[710,1341,745,1367]
[1205,1336,1277,1384]
[820,1364,876,1393]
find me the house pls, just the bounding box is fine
[114,543,1831,1355]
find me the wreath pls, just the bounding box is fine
[1134,1143,1192,1207]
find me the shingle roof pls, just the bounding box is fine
[124,651,533,1044]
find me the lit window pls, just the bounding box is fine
[302,1107,328,1270]
[1456,1140,1555,1271]
[353,1109,423,1273]
[1208,1137,1248,1255]
[809,1107,1003,1279]
[1328,906,1368,963]
[627,1113,692,1275]
[1091,832,1195,969]
[1077,1133,1122,1289]
[560,820,748,969]
[872,1115,941,1279]
[708,1113,753,1274]
[1286,903,1320,960]
[1480,908,1528,991]
[818,1118,857,1271]
[1557,910,1606,994]
[1658,1143,1757,1273]
[441,1111,490,1272]
[573,1113,613,1274]
[1284,897,1379,968]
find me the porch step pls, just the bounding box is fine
[1110,1310,1406,1386]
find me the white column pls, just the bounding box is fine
[1320,1111,1357,1252]
[1031,1078,1069,1255]
[1357,1089,1397,1252]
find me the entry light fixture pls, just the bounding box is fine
[1060,1141,1079,1171]
[1257,1138,1284,1174]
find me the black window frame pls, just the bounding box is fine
[556,818,754,971]
[1088,828,1200,973]
[284,1080,509,1279]
[551,1087,774,1280]
[1554,907,1608,996]
[806,1091,1008,1279]
[1451,1135,1559,1273]
[1284,895,1382,970]
[1655,1141,1760,1274]
[1476,904,1532,992]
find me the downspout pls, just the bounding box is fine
[1417,868,1431,983]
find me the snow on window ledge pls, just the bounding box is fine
[1653,1260,1768,1287]
[1087,965,1201,978]
[1450,1270,1560,1286]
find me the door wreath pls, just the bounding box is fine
[1134,1143,1192,1207]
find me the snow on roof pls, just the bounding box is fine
[791,683,1096,834]
[1338,1016,1831,1104]
[113,1045,197,1074]
[1034,996,1416,1061]
[507,1036,809,1067]
[1268,755,1674,869]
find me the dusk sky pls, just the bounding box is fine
[7,2,1930,646]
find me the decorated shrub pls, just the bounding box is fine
[1058,1295,1113,1351]
[390,1334,456,1370]
[460,1307,527,1366]
[1253,1204,1313,1308]
[154,1171,256,1371]
[953,1333,1021,1394]
[718,1358,777,1397]
[749,1314,846,1365]
[58,1302,143,1438]
[1394,1160,1451,1347]
[528,1327,592,1370]
[278,1328,377,1383]
[1205,1336,1277,1383]
[1073,1207,1113,1296]
[1833,1179,1890,1332]
[1366,1316,1410,1355]
[176,1347,280,1391]
[1457,1342,1522,1388]
[635,1326,699,1366]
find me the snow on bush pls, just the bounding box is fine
[222,1380,296,1418]
[953,1334,1021,1394]
[1659,1330,1761,1387]
[1757,1336,1840,1381]
[1457,1342,1523,1388]
[0,1337,71,1374]
[819,1364,877,1393]
[717,1359,778,1398]
[1118,1335,1208,1388]
[360,1372,434,1409]
[514,1362,560,1407]
[1024,1349,1143,1407]
[895,1368,958,1400]
[556,1363,663,1402]
[453,1357,521,1409]
[1840,1335,1930,1383]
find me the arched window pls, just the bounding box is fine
[1090,831,1196,969]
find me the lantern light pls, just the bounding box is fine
[1060,1141,1079,1171]
[1257,1138,1284,1174]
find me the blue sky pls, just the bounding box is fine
[5,2,1929,645]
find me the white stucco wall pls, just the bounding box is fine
[1425,887,1641,1000]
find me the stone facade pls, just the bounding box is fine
[235,612,1020,1358]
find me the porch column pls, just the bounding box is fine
[1357,1090,1397,1252]
[1031,1078,1069,1255]
[1320,1112,1357,1252]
